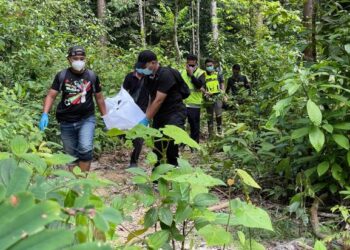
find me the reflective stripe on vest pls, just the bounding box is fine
[181,68,205,106]
[205,72,220,94]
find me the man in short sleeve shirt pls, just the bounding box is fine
[39,46,107,172]
[137,50,186,167]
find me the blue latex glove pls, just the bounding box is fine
[139,117,150,126]
[39,113,49,131]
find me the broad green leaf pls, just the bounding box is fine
[126,167,148,177]
[21,153,47,174]
[236,169,261,189]
[322,124,333,133]
[237,231,245,245]
[175,203,192,223]
[147,230,170,250]
[132,175,148,184]
[10,229,74,250]
[0,200,61,249]
[0,158,17,187]
[309,127,325,152]
[164,168,225,187]
[314,240,327,250]
[146,152,158,165]
[144,207,158,228]
[93,212,109,232]
[193,193,219,207]
[158,207,173,226]
[106,128,125,137]
[317,161,329,177]
[101,207,123,225]
[198,224,232,246]
[334,123,350,130]
[0,185,5,202]
[126,228,148,243]
[6,166,32,196]
[161,125,200,149]
[45,154,76,166]
[151,164,173,181]
[229,199,273,231]
[307,100,322,126]
[333,134,349,150]
[0,152,11,160]
[10,136,29,155]
[291,127,309,139]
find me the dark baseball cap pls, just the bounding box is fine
[67,46,86,57]
[137,50,157,67]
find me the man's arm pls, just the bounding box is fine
[94,92,107,116]
[43,89,59,113]
[225,78,232,94]
[145,91,167,120]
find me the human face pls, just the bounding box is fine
[187,59,197,68]
[144,60,158,75]
[206,62,215,73]
[69,55,85,64]
[233,68,240,76]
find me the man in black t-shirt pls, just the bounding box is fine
[39,46,106,172]
[123,63,149,168]
[226,64,250,95]
[137,50,186,167]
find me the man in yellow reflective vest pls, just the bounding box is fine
[204,58,225,137]
[181,54,206,143]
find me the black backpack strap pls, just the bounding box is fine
[58,69,68,92]
[86,69,97,93]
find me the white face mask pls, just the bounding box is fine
[71,60,85,71]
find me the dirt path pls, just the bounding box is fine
[90,146,313,250]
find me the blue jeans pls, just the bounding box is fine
[60,115,96,162]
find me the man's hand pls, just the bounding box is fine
[139,117,150,126]
[186,64,194,76]
[39,113,49,131]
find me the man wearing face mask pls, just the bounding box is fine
[39,46,107,172]
[180,54,205,143]
[226,64,250,96]
[122,62,149,168]
[204,58,225,137]
[137,50,187,167]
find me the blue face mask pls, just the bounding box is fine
[206,66,214,72]
[135,68,144,74]
[142,68,153,76]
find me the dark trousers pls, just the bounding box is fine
[187,107,201,143]
[130,138,144,165]
[153,111,186,167]
[206,100,223,137]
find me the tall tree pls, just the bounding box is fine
[138,0,146,47]
[97,0,107,44]
[303,0,317,61]
[174,0,181,62]
[196,0,201,63]
[210,0,219,46]
[191,0,196,55]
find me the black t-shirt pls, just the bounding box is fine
[144,67,186,120]
[51,68,102,122]
[226,74,249,95]
[122,72,149,112]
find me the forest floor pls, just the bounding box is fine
[91,145,318,250]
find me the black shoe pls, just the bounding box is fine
[127,163,138,168]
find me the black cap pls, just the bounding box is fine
[137,50,157,66]
[68,46,86,57]
[134,62,144,69]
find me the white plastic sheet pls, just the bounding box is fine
[103,88,145,130]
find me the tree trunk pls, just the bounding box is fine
[174,0,181,63]
[196,0,201,63]
[138,0,146,47]
[303,0,317,61]
[191,0,196,55]
[97,0,107,44]
[210,0,219,45]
